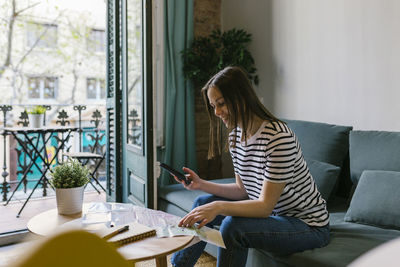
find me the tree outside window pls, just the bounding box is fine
[27,22,58,49]
[0,0,106,107]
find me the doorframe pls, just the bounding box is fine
[105,0,123,203]
[121,0,154,208]
[144,0,155,208]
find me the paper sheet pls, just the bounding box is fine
[157,225,226,249]
[79,202,226,248]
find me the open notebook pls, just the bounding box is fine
[100,222,156,247]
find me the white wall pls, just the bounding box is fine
[222,0,400,131]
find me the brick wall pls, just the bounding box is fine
[193,0,222,179]
[194,0,221,37]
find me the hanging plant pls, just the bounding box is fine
[181,28,259,88]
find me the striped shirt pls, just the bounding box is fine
[229,120,329,227]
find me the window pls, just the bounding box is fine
[87,78,106,99]
[87,29,106,52]
[27,77,58,99]
[27,22,58,48]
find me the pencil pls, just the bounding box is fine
[102,225,130,240]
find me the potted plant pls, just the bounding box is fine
[181,29,259,178]
[27,105,46,128]
[181,28,259,88]
[50,159,90,215]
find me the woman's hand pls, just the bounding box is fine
[173,167,203,191]
[179,201,220,229]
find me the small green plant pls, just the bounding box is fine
[50,159,90,189]
[181,28,259,88]
[27,105,46,114]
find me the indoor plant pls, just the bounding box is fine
[50,159,90,215]
[27,105,46,128]
[181,28,259,88]
[181,29,259,179]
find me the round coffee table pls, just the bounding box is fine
[27,206,194,267]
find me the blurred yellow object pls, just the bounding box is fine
[12,230,130,267]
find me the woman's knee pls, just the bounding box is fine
[219,217,244,245]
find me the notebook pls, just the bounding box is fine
[100,222,157,247]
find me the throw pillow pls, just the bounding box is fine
[307,159,341,201]
[284,119,352,167]
[349,130,400,184]
[344,170,400,229]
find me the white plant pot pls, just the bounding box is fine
[28,114,44,128]
[55,186,85,215]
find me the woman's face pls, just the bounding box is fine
[207,86,229,127]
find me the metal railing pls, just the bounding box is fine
[0,104,107,203]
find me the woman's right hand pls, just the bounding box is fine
[173,167,203,191]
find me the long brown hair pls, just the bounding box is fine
[201,66,280,159]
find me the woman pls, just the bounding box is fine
[171,66,330,267]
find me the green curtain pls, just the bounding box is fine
[160,0,197,186]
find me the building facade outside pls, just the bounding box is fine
[0,0,107,195]
[0,0,106,118]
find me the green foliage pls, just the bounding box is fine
[181,28,259,88]
[50,159,90,189]
[27,105,46,114]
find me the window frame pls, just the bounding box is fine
[26,22,58,49]
[86,77,106,100]
[87,28,106,53]
[27,76,59,101]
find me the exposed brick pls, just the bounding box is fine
[194,0,221,37]
[193,0,222,180]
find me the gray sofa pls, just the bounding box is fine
[158,119,400,266]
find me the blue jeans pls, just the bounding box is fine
[171,194,330,267]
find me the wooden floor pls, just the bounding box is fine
[0,191,106,234]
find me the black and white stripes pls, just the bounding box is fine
[229,121,329,227]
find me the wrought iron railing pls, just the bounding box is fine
[0,104,107,203]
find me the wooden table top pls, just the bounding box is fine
[27,205,195,265]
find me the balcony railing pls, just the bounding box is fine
[0,104,107,209]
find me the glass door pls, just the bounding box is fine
[121,0,154,207]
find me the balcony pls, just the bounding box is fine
[0,104,109,235]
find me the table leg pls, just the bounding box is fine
[4,160,34,205]
[12,132,56,216]
[89,156,107,192]
[78,158,101,194]
[15,174,46,217]
[155,256,167,267]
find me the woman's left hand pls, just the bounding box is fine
[179,201,220,229]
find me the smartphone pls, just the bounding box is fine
[160,163,191,185]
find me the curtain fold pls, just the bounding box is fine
[160,0,197,186]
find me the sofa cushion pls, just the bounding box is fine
[307,159,341,201]
[273,213,400,267]
[349,130,400,184]
[284,119,352,167]
[344,170,400,230]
